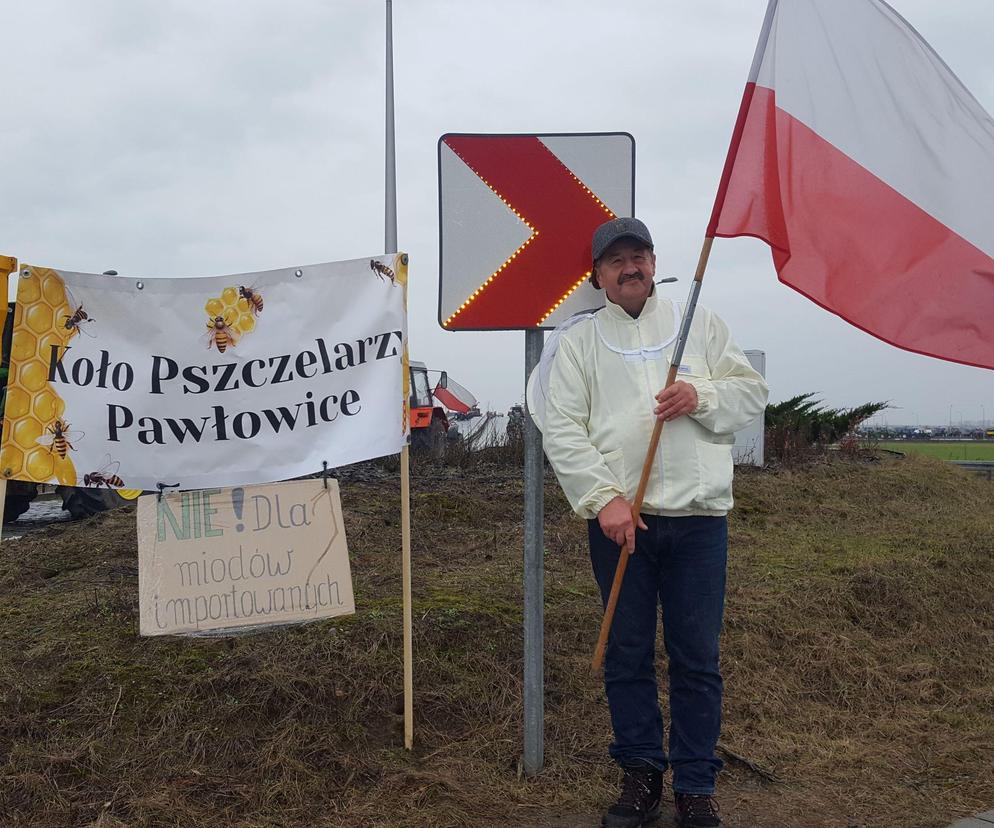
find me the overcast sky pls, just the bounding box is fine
[3,0,993,428]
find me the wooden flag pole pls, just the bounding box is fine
[591,236,715,673]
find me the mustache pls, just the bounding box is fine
[619,271,646,283]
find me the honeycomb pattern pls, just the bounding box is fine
[204,285,257,342]
[1,267,78,485]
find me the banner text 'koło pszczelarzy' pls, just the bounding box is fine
[0,255,409,492]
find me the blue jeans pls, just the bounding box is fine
[588,514,727,795]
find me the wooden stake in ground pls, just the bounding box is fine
[0,478,7,544]
[401,444,413,749]
[591,237,714,673]
[0,255,13,544]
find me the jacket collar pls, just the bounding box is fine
[602,287,659,323]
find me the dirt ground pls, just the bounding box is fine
[1,452,993,827]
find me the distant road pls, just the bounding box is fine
[952,461,994,480]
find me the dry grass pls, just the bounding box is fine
[1,453,993,827]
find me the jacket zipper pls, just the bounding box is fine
[634,318,666,507]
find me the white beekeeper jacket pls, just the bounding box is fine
[542,290,769,519]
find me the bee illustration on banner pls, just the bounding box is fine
[37,418,84,459]
[204,282,262,347]
[205,314,239,353]
[62,285,96,341]
[84,455,124,488]
[370,259,397,285]
[238,284,264,317]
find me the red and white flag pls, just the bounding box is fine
[433,377,477,415]
[708,0,994,370]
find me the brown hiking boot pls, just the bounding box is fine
[601,764,662,827]
[673,792,723,827]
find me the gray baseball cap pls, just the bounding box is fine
[591,217,654,261]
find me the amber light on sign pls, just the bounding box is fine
[441,159,542,329]
[538,271,593,325]
[443,233,540,328]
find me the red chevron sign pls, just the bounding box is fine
[438,133,635,331]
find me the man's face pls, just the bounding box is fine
[594,239,656,315]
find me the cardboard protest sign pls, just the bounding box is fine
[137,478,354,636]
[0,255,407,491]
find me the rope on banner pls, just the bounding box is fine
[156,482,180,502]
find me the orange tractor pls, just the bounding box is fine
[408,361,476,454]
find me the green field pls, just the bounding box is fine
[877,440,994,461]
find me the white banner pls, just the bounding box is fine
[1,255,408,491]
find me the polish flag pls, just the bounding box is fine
[708,0,994,370]
[432,377,477,415]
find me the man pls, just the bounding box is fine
[541,217,768,828]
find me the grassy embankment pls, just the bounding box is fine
[1,452,993,828]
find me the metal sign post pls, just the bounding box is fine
[522,328,545,775]
[383,0,413,752]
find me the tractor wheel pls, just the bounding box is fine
[427,419,446,460]
[3,482,38,523]
[57,486,120,520]
[411,426,430,452]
